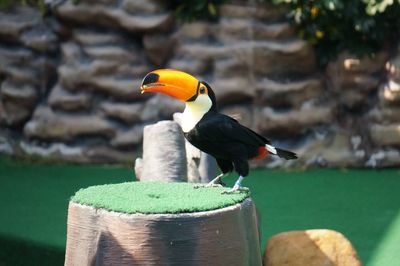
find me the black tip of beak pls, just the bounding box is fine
[142,73,159,86]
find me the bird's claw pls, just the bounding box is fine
[194,183,223,189]
[221,185,249,194]
[194,175,224,189]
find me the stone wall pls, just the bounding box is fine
[0,0,399,167]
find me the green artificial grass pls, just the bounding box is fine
[1,155,400,266]
[0,156,133,266]
[71,182,248,214]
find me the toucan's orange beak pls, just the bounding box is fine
[141,69,199,102]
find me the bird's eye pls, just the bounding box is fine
[199,87,206,94]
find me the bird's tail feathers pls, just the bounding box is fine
[265,144,297,160]
[276,148,297,160]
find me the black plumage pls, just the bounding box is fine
[184,83,296,178]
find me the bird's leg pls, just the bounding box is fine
[194,173,227,188]
[222,176,249,194]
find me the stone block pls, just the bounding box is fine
[264,229,361,266]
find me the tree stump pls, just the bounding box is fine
[65,182,262,266]
[134,118,217,183]
[137,120,187,182]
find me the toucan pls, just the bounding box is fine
[141,69,297,193]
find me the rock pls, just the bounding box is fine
[0,79,37,127]
[143,32,175,66]
[256,78,323,108]
[20,24,58,52]
[0,45,57,96]
[252,40,316,76]
[219,3,287,21]
[253,22,295,40]
[0,131,14,155]
[328,52,388,75]
[264,229,361,266]
[55,0,172,33]
[367,107,400,123]
[1,100,33,127]
[1,67,38,85]
[168,58,212,75]
[140,120,187,182]
[0,46,38,85]
[122,0,166,14]
[212,78,255,105]
[214,40,316,78]
[386,46,400,81]
[221,104,253,128]
[258,105,333,136]
[0,80,37,106]
[48,84,91,112]
[0,45,34,67]
[326,52,388,109]
[379,80,400,106]
[24,107,116,141]
[59,64,146,100]
[176,43,222,61]
[83,146,134,164]
[297,129,365,168]
[58,36,150,96]
[61,42,81,63]
[20,141,135,164]
[0,101,5,125]
[140,94,184,122]
[111,125,144,148]
[157,95,185,119]
[338,88,375,110]
[60,59,148,85]
[83,46,137,62]
[328,72,380,110]
[177,22,213,41]
[335,74,380,92]
[19,141,87,163]
[365,149,400,168]
[99,101,143,124]
[214,57,252,80]
[73,29,125,46]
[0,7,40,40]
[218,19,295,43]
[139,97,160,122]
[370,124,400,146]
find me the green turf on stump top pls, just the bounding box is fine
[71,181,249,214]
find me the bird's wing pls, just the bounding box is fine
[197,113,271,146]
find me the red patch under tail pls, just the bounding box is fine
[254,146,269,160]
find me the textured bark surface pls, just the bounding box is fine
[65,198,262,266]
[140,120,187,182]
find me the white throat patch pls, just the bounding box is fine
[181,94,212,132]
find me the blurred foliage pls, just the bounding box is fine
[169,0,228,22]
[0,0,46,14]
[272,0,400,65]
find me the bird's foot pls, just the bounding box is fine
[193,174,225,189]
[221,184,249,194]
[193,180,223,189]
[194,183,223,189]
